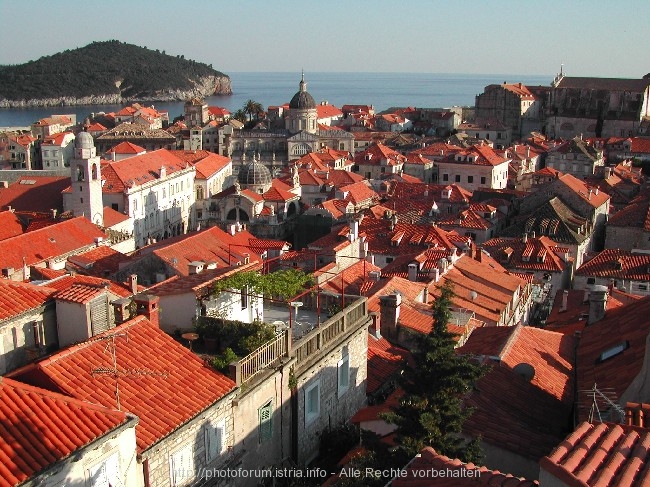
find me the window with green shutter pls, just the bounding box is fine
[258,400,273,443]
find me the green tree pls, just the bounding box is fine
[382,281,485,464]
[231,109,247,123]
[243,99,264,121]
[213,269,313,301]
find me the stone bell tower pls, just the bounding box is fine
[70,130,104,226]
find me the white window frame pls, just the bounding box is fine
[87,451,121,487]
[205,419,226,463]
[338,354,350,397]
[169,443,195,487]
[305,379,321,425]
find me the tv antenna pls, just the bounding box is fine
[91,332,169,411]
[582,383,625,424]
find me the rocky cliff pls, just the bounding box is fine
[0,74,231,108]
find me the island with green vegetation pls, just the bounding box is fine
[0,40,232,107]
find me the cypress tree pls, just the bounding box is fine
[383,280,485,463]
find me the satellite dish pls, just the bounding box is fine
[469,291,478,301]
[513,363,535,382]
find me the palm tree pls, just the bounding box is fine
[243,99,264,121]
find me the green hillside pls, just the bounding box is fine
[0,40,228,100]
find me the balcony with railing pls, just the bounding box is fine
[229,297,369,386]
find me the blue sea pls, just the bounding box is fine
[0,72,552,128]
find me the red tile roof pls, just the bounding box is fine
[338,181,378,205]
[607,199,650,229]
[9,316,236,454]
[440,143,509,167]
[0,377,130,487]
[540,421,650,487]
[102,206,130,227]
[53,283,108,304]
[483,236,568,272]
[576,295,650,422]
[557,174,610,209]
[107,141,146,154]
[66,246,131,279]
[354,143,407,166]
[0,210,24,241]
[101,149,189,193]
[459,325,576,404]
[316,104,343,119]
[0,217,106,270]
[465,364,573,460]
[575,248,650,281]
[391,447,537,486]
[191,153,231,179]
[0,176,70,213]
[40,273,134,299]
[0,280,56,321]
[146,226,263,276]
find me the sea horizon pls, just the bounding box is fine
[0,71,553,128]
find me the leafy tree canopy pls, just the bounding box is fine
[213,269,313,301]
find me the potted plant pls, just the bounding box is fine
[194,317,220,354]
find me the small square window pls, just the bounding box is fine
[455,175,461,183]
[467,176,474,183]
[442,174,449,182]
[587,277,596,285]
[481,177,486,185]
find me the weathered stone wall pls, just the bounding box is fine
[142,392,235,487]
[295,324,368,464]
[605,225,649,251]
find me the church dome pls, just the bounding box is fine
[238,160,272,187]
[75,131,95,149]
[289,73,316,109]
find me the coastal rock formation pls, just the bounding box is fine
[0,75,232,108]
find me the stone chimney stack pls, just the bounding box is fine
[407,263,418,282]
[379,293,401,340]
[133,293,161,328]
[588,285,608,325]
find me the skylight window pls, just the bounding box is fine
[599,341,628,362]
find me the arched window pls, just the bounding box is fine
[76,165,85,181]
[91,163,98,180]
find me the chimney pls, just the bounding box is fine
[379,293,401,340]
[129,274,138,295]
[560,290,569,312]
[422,284,430,304]
[526,146,530,158]
[369,312,381,339]
[51,208,58,219]
[159,165,166,179]
[604,167,612,179]
[407,263,418,282]
[111,297,132,325]
[582,288,590,303]
[188,261,204,275]
[368,270,381,282]
[522,232,528,243]
[588,189,592,200]
[430,267,441,282]
[626,403,650,428]
[588,285,608,325]
[349,219,359,242]
[133,293,160,328]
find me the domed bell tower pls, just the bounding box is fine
[71,130,104,226]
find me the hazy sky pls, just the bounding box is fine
[0,0,647,78]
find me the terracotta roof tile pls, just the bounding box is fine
[189,153,231,179]
[66,246,131,279]
[0,280,56,321]
[102,206,130,227]
[0,210,25,241]
[106,141,146,154]
[9,316,236,454]
[0,217,105,270]
[540,421,650,487]
[483,236,568,272]
[576,295,650,422]
[0,377,129,487]
[52,283,108,304]
[0,176,70,213]
[40,273,133,299]
[392,447,537,486]
[575,248,650,281]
